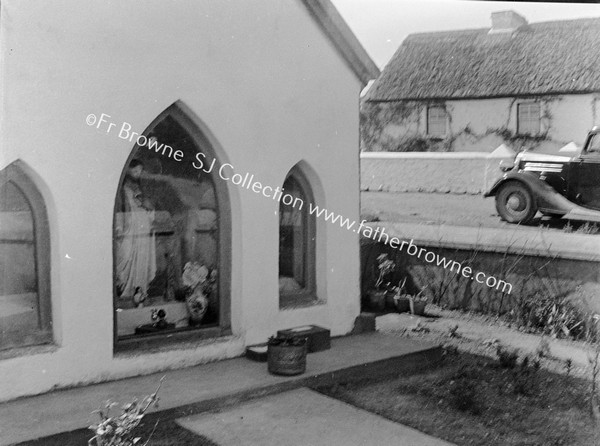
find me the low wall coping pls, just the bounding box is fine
[360,152,491,160]
[366,222,600,262]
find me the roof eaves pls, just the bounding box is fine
[365,89,600,102]
[301,0,380,85]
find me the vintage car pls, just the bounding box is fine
[485,126,600,225]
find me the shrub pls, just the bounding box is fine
[496,345,519,369]
[397,136,430,152]
[447,366,481,415]
[513,355,540,396]
[512,292,589,340]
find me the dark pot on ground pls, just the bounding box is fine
[410,300,427,316]
[367,290,386,312]
[267,338,307,376]
[385,291,397,310]
[394,296,411,313]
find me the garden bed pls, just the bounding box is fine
[17,419,218,446]
[315,351,600,446]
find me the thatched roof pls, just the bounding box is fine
[365,16,600,101]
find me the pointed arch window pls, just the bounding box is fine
[279,167,316,308]
[0,164,52,351]
[113,105,231,348]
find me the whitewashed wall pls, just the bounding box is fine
[0,0,363,401]
[375,94,598,153]
[361,147,515,195]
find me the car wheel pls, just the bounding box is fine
[495,181,538,224]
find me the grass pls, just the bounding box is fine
[315,352,600,446]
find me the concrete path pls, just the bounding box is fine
[377,312,595,372]
[178,387,455,446]
[0,333,440,446]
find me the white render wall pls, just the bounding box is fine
[0,0,363,401]
[377,94,599,153]
[360,149,515,195]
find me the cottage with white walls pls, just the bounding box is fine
[0,0,378,402]
[362,11,600,153]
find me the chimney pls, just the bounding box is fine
[489,10,528,34]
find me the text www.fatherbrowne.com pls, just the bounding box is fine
[306,204,512,295]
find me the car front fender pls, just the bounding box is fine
[484,171,575,215]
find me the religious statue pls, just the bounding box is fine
[115,159,157,301]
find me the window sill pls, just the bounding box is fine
[0,341,57,361]
[114,325,232,355]
[279,293,325,310]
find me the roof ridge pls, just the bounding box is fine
[366,13,600,101]
[403,15,600,42]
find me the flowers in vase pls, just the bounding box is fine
[182,262,217,295]
[181,261,217,324]
[182,261,209,291]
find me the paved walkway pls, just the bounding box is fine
[179,387,455,446]
[0,333,441,446]
[377,312,595,372]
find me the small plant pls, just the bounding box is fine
[575,222,600,235]
[410,286,429,303]
[442,344,459,356]
[535,337,551,359]
[447,324,460,338]
[563,221,574,233]
[391,277,408,297]
[564,358,573,377]
[496,345,519,369]
[513,355,540,396]
[407,286,429,315]
[88,378,163,446]
[374,254,395,290]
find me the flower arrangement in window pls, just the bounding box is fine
[181,261,217,325]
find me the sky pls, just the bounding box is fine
[330,0,600,69]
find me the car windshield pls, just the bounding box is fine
[587,134,600,155]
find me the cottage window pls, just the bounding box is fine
[279,168,316,308]
[114,105,231,349]
[0,164,52,352]
[517,103,541,135]
[427,106,447,138]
